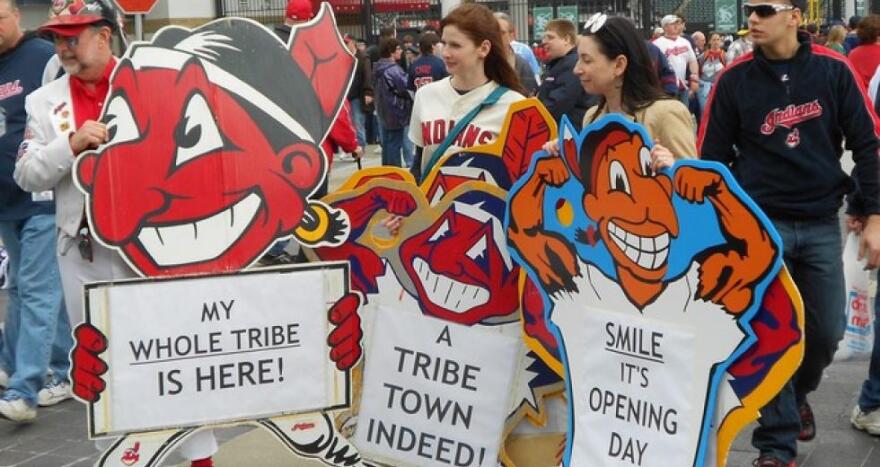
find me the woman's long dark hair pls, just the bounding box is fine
[441,3,526,95]
[584,16,670,121]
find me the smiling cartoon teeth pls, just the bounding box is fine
[413,257,490,313]
[137,193,261,266]
[607,220,670,270]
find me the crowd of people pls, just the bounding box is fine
[3,0,880,466]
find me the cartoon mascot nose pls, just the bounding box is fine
[77,151,166,244]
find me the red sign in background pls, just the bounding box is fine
[114,0,159,15]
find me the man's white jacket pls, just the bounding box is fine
[15,73,86,244]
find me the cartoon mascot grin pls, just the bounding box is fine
[74,13,353,276]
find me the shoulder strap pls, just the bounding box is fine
[421,86,508,178]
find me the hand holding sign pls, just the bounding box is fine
[71,323,109,402]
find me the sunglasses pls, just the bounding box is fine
[583,13,608,34]
[52,34,80,49]
[743,3,797,18]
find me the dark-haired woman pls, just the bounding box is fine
[406,3,526,182]
[545,15,696,166]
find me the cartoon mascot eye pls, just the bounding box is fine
[103,95,140,146]
[428,219,450,242]
[174,92,224,167]
[639,147,654,177]
[608,160,631,194]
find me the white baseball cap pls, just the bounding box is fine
[660,15,681,27]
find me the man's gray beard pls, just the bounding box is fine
[61,61,82,76]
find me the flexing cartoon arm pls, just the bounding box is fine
[333,186,418,237]
[508,157,580,294]
[675,166,777,314]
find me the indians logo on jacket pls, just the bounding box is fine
[72,7,355,276]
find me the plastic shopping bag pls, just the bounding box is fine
[835,232,875,361]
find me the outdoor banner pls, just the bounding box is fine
[715,0,738,34]
[305,100,568,466]
[84,264,349,437]
[532,6,553,39]
[505,115,805,467]
[354,307,518,467]
[68,4,372,467]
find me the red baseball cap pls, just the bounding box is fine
[40,0,120,38]
[285,0,314,22]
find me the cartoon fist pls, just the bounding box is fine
[339,186,418,233]
[536,157,570,188]
[674,166,723,203]
[327,293,363,370]
[696,250,756,314]
[71,323,109,402]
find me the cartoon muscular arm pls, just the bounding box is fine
[508,157,580,295]
[675,166,777,314]
[312,186,418,295]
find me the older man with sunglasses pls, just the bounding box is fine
[14,0,219,465]
[698,0,880,466]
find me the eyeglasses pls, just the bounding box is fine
[52,35,79,49]
[583,13,608,34]
[743,3,797,18]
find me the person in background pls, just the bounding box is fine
[646,40,679,95]
[406,3,525,183]
[653,14,699,106]
[344,33,372,153]
[697,32,726,115]
[538,18,594,129]
[0,0,72,422]
[549,15,695,159]
[495,12,538,95]
[407,32,447,91]
[699,0,880,464]
[848,15,880,87]
[692,30,706,55]
[846,15,862,52]
[826,24,847,54]
[507,20,542,84]
[652,27,663,40]
[374,38,412,167]
[15,0,220,464]
[399,33,415,69]
[727,27,754,62]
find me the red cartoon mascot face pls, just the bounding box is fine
[74,12,354,276]
[398,189,519,325]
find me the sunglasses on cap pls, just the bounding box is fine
[743,3,797,18]
[583,12,608,34]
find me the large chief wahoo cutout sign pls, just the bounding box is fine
[304,100,567,466]
[506,115,805,467]
[74,6,350,276]
[70,6,370,467]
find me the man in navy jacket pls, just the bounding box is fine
[0,0,71,422]
[699,0,880,465]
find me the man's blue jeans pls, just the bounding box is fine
[0,214,72,406]
[381,127,404,167]
[752,217,846,462]
[857,286,880,411]
[349,98,367,147]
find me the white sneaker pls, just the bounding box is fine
[37,379,72,407]
[0,368,8,388]
[852,405,880,435]
[0,394,36,422]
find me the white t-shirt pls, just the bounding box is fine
[653,36,697,88]
[408,77,524,175]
